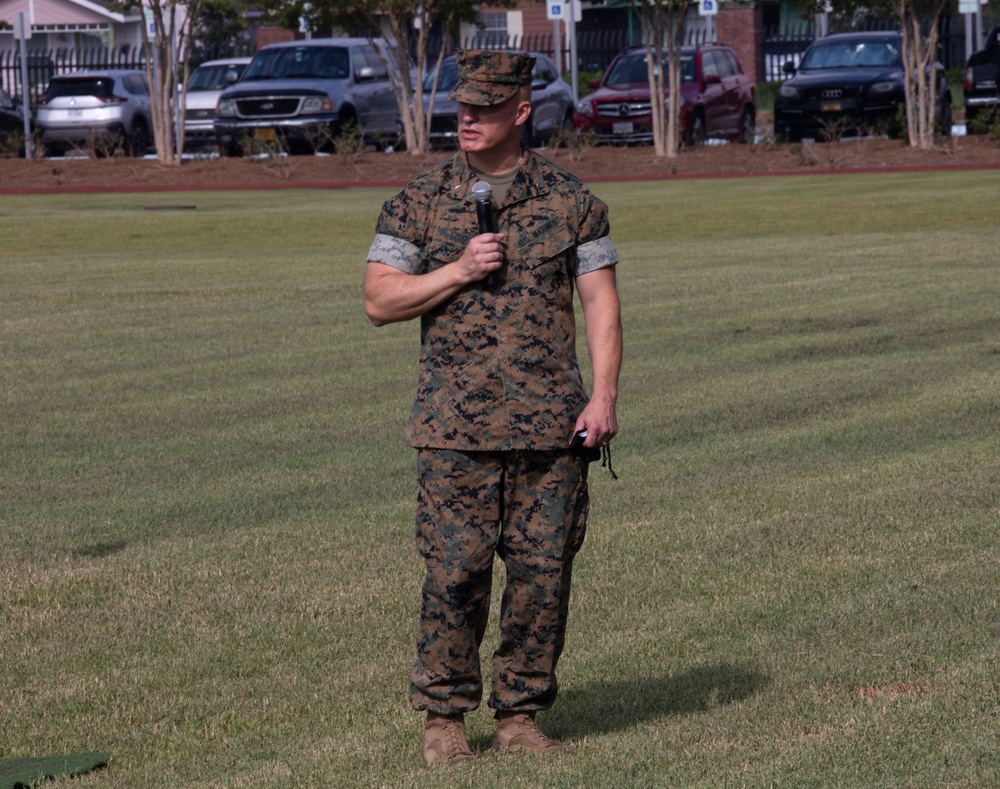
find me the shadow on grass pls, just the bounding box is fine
[71,540,128,559]
[556,662,770,737]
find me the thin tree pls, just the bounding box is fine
[628,0,692,157]
[893,0,948,147]
[114,0,204,163]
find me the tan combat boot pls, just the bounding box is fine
[491,711,575,754]
[422,712,476,766]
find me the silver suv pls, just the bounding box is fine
[214,37,399,156]
[36,69,152,157]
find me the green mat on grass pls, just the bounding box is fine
[0,752,109,788]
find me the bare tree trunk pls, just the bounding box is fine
[633,0,688,158]
[635,2,666,157]
[649,40,667,158]
[381,13,417,155]
[421,46,449,156]
[897,0,946,150]
[139,0,200,165]
[409,13,433,156]
[377,9,441,156]
[911,15,930,147]
[665,7,687,158]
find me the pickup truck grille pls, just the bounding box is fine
[235,97,301,118]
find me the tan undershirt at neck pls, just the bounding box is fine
[470,154,521,206]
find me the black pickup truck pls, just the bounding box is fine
[963,25,1000,125]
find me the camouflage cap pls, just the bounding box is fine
[447,50,536,107]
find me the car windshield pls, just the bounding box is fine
[605,53,696,85]
[188,63,246,91]
[242,46,349,81]
[423,57,542,93]
[800,40,901,69]
[44,77,115,99]
[424,60,459,92]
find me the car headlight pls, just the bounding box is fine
[302,97,335,113]
[216,98,236,117]
[574,99,593,117]
[777,85,799,99]
[870,81,897,95]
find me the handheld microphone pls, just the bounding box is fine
[471,180,499,286]
[471,180,495,234]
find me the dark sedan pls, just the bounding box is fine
[774,31,952,142]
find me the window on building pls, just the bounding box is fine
[476,12,508,46]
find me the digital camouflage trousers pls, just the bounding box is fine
[410,447,589,715]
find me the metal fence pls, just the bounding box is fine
[763,15,997,82]
[4,17,994,106]
[0,42,253,108]
[436,27,713,76]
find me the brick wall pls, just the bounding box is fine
[255,26,297,50]
[716,5,765,86]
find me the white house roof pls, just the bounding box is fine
[0,0,125,27]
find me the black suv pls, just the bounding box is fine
[963,24,1000,126]
[214,37,400,155]
[774,31,952,142]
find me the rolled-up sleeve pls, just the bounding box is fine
[572,191,617,276]
[367,233,421,274]
[575,235,618,275]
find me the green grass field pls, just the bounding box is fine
[2,171,998,788]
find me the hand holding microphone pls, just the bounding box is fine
[472,181,495,235]
[471,181,503,286]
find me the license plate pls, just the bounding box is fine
[68,109,83,118]
[821,102,842,112]
[254,128,277,142]
[612,121,634,135]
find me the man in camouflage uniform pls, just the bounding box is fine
[364,49,622,766]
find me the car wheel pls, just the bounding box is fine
[128,120,149,158]
[738,107,755,144]
[687,112,705,147]
[337,108,360,140]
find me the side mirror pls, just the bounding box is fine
[783,61,796,75]
[225,69,239,84]
[704,72,721,85]
[590,78,601,89]
[532,78,548,91]
[356,66,375,82]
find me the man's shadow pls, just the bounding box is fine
[556,662,770,738]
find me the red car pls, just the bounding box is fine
[572,43,756,146]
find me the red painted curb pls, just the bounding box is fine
[2,161,999,195]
